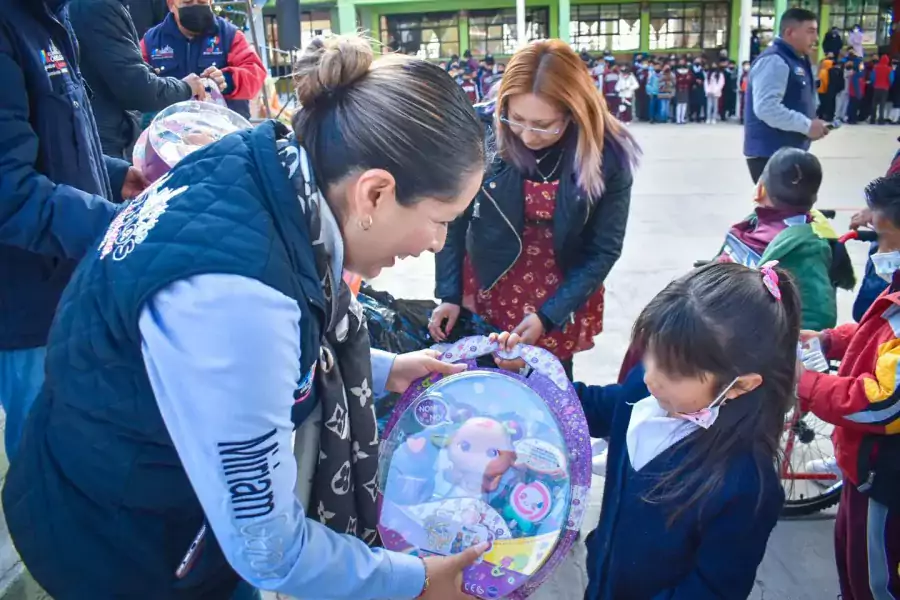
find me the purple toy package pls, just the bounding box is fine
[377,336,591,599]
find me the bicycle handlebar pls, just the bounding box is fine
[838,229,878,244]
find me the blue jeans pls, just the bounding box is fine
[232,581,262,600]
[657,98,670,123]
[0,346,46,460]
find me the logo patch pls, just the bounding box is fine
[98,173,186,261]
[203,36,223,56]
[151,45,175,60]
[293,362,317,404]
[41,41,68,77]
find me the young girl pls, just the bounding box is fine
[498,261,798,599]
[704,66,725,123]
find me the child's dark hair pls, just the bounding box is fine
[865,172,900,227]
[759,147,822,211]
[632,262,801,525]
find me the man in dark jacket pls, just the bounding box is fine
[127,0,167,38]
[0,0,149,459]
[822,26,844,58]
[70,0,207,159]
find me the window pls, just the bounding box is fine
[262,11,333,76]
[751,0,820,47]
[830,0,892,45]
[468,8,549,55]
[649,2,730,50]
[570,4,641,52]
[380,13,460,59]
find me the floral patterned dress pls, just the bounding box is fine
[463,180,606,362]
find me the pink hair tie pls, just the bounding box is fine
[759,260,782,301]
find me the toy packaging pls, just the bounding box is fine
[133,88,251,183]
[377,336,591,599]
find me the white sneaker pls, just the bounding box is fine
[591,439,609,476]
[804,456,842,485]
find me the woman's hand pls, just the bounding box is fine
[513,313,545,345]
[428,303,461,342]
[386,350,466,394]
[421,543,488,600]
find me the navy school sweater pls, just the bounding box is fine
[575,366,784,600]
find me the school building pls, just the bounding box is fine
[258,0,892,64]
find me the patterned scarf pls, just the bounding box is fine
[277,137,381,546]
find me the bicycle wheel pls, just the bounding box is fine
[780,407,843,517]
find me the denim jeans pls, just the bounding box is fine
[0,346,46,460]
[657,98,670,123]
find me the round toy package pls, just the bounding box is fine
[133,94,251,183]
[378,336,591,599]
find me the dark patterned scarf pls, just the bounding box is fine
[277,137,381,546]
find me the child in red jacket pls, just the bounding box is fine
[798,173,900,600]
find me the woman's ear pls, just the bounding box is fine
[345,169,397,227]
[727,373,763,399]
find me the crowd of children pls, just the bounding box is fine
[816,46,900,125]
[584,51,746,125]
[440,51,507,104]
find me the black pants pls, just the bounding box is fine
[848,97,861,123]
[872,89,890,123]
[747,156,769,184]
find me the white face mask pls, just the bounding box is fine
[674,377,739,429]
[871,250,900,282]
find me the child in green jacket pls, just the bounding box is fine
[718,147,855,330]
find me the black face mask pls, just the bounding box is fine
[178,4,216,36]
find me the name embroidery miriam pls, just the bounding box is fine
[218,429,281,520]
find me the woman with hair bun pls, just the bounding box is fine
[430,39,640,379]
[4,35,486,599]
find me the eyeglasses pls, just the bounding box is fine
[499,116,565,136]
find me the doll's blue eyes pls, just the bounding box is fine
[457,442,499,457]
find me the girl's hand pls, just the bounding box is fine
[489,331,526,371]
[386,350,466,394]
[799,330,822,344]
[850,208,872,230]
[428,303,461,342]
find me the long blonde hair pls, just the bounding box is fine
[495,40,639,198]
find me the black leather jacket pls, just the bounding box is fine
[435,139,633,329]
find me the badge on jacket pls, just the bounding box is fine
[151,45,175,60]
[293,362,317,404]
[41,41,69,77]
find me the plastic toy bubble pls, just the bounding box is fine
[133,99,251,183]
[377,336,591,599]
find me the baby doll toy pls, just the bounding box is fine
[377,335,591,599]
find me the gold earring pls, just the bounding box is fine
[358,215,373,231]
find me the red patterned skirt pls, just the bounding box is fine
[462,180,605,362]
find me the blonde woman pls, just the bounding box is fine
[430,39,639,380]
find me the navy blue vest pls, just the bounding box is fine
[744,38,816,158]
[144,14,250,118]
[3,121,325,597]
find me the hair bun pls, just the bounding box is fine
[294,35,374,105]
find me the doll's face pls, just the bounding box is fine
[448,418,515,481]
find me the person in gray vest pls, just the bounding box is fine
[744,8,830,183]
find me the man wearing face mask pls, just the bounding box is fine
[798,173,900,600]
[141,0,266,119]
